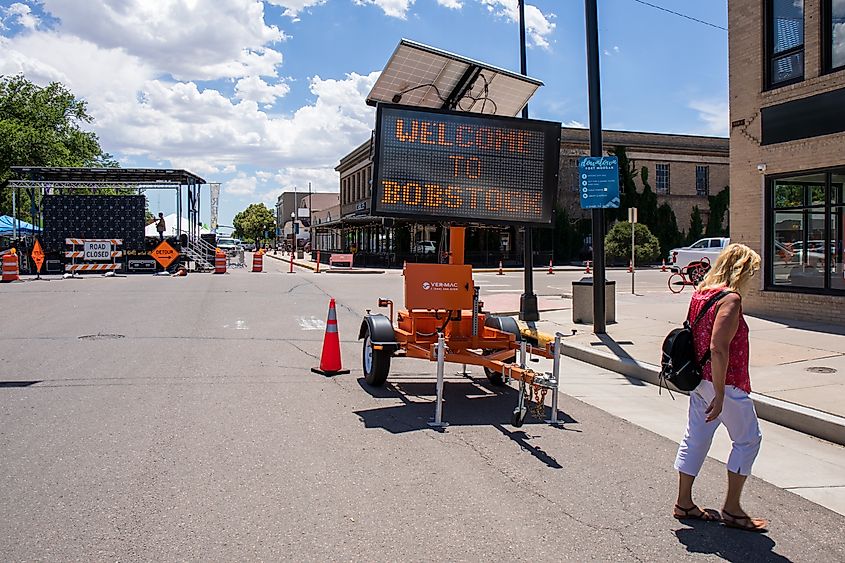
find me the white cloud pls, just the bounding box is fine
[353,0,414,19]
[562,120,586,128]
[226,174,258,196]
[834,22,845,68]
[437,0,463,8]
[3,3,40,30]
[35,0,287,81]
[234,75,290,104]
[689,100,729,136]
[266,0,327,19]
[479,0,556,50]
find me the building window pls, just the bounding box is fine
[767,0,804,87]
[655,164,670,194]
[824,0,845,72]
[768,170,845,293]
[695,165,710,197]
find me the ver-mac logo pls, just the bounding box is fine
[422,281,459,291]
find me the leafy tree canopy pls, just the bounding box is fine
[233,203,275,242]
[1,74,117,217]
[605,221,661,263]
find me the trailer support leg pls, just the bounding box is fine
[546,332,563,426]
[428,333,449,429]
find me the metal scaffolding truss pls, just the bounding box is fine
[5,167,208,242]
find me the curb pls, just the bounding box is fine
[263,253,318,271]
[557,340,845,446]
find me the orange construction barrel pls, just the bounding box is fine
[252,250,263,272]
[214,250,227,274]
[1,251,19,282]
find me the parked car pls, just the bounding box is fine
[668,237,730,272]
[216,237,243,256]
[243,241,256,252]
[414,241,437,254]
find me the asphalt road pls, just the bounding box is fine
[1,260,843,561]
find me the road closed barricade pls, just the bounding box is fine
[252,250,263,272]
[65,239,122,273]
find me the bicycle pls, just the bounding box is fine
[668,257,711,294]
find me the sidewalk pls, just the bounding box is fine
[515,289,845,446]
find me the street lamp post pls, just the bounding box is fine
[518,0,540,322]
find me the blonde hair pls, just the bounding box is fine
[698,243,761,295]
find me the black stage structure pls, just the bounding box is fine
[5,167,209,272]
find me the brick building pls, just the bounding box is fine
[729,0,844,322]
[557,127,729,231]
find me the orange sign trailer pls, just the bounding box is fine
[359,227,562,428]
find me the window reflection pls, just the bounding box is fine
[831,0,845,70]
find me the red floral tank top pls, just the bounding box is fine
[687,287,751,393]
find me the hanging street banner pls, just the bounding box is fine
[31,239,45,273]
[371,104,560,225]
[578,156,620,209]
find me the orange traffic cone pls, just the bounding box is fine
[547,258,554,275]
[627,260,633,273]
[497,260,504,275]
[311,298,350,376]
[585,260,591,274]
[661,259,667,272]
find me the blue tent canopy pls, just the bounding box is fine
[0,215,41,236]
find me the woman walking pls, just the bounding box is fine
[672,243,767,532]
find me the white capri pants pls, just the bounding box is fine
[674,379,762,477]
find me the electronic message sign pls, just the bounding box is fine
[371,105,560,225]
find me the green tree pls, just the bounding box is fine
[605,221,661,263]
[233,203,275,242]
[687,206,704,244]
[706,186,730,237]
[638,166,659,230]
[608,146,639,223]
[0,75,116,217]
[653,202,683,257]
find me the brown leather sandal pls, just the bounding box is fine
[673,504,721,521]
[721,510,769,532]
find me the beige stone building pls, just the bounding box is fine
[729,0,844,322]
[557,128,729,231]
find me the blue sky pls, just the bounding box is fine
[0,0,728,228]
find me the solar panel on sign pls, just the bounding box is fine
[366,39,542,117]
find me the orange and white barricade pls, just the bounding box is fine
[252,250,264,272]
[65,239,123,273]
[1,250,20,282]
[214,250,227,274]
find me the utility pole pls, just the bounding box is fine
[518,0,539,322]
[585,0,607,334]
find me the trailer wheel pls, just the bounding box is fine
[484,363,509,386]
[362,329,390,386]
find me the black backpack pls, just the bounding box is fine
[659,290,731,395]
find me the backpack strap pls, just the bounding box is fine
[689,289,733,364]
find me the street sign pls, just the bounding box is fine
[371,104,560,225]
[31,239,45,273]
[151,241,179,268]
[84,240,112,261]
[578,156,620,209]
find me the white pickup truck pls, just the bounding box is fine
[668,237,730,272]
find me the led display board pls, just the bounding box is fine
[371,105,560,225]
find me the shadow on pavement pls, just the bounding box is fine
[0,381,42,388]
[355,376,577,468]
[674,519,792,562]
[751,313,845,337]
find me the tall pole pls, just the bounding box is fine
[585,0,606,334]
[518,0,539,322]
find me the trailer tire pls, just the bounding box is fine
[362,328,391,386]
[483,315,521,386]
